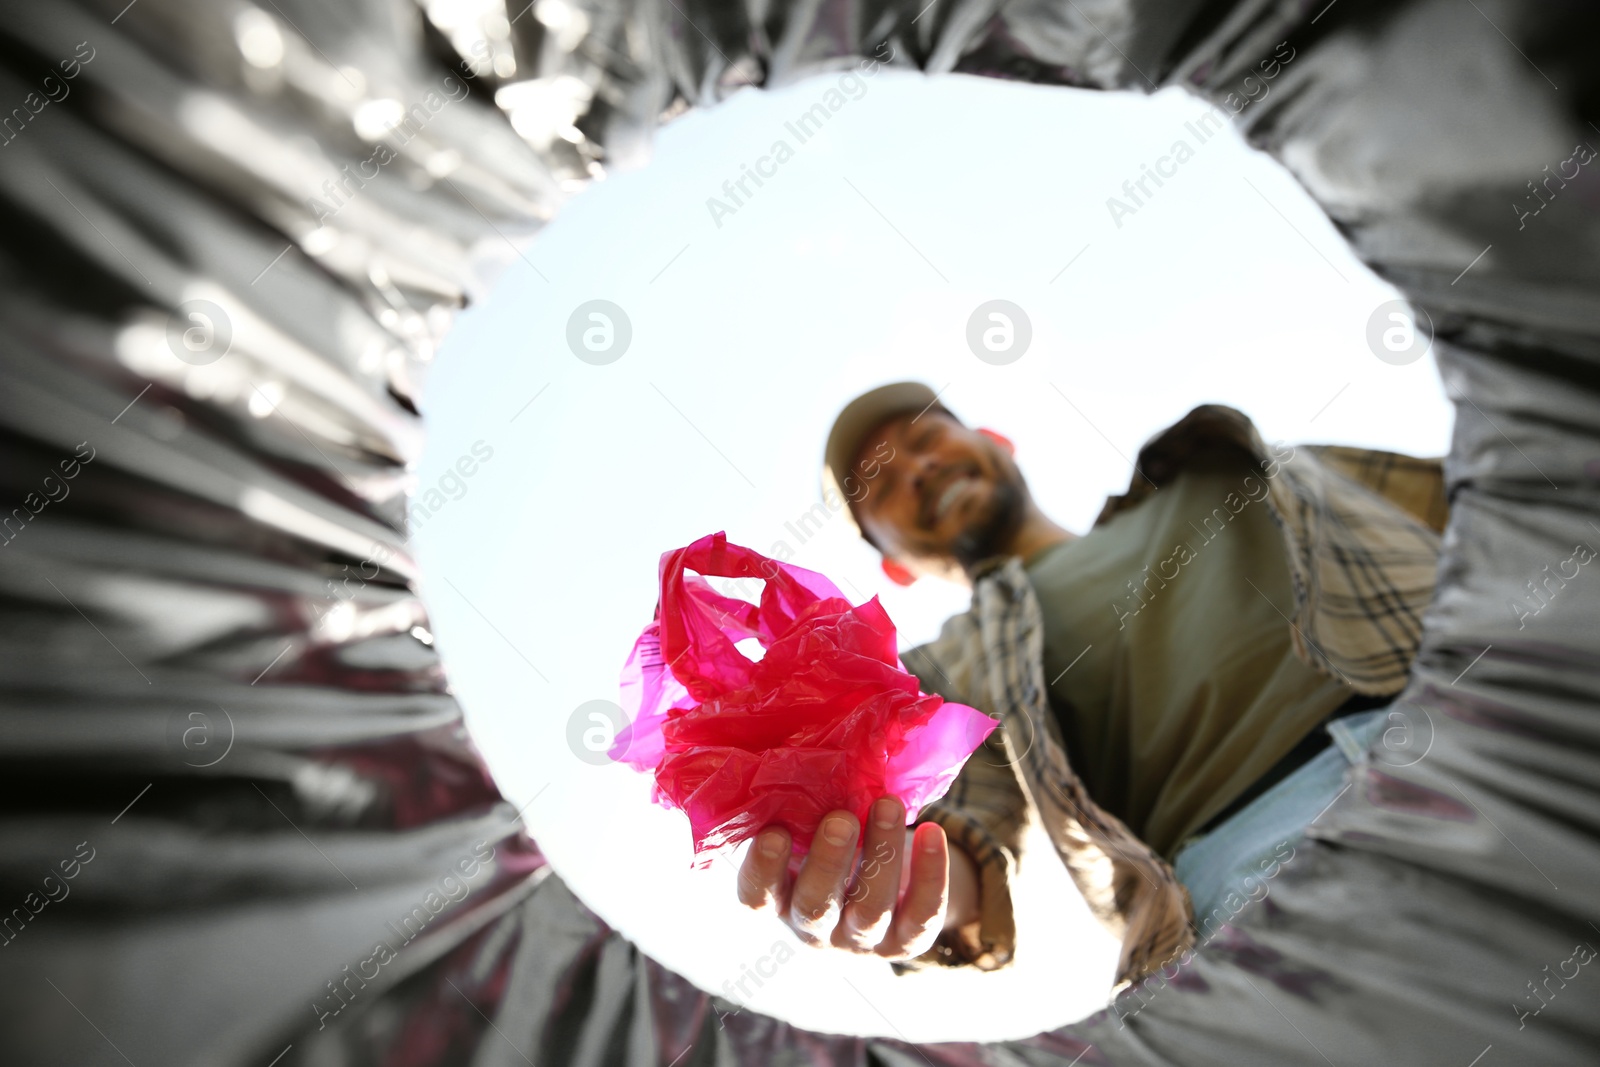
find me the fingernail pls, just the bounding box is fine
[920,829,943,854]
[822,816,854,846]
[872,798,900,830]
[759,831,785,858]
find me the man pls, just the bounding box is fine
[737,382,1446,988]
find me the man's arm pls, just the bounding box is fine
[904,727,1028,971]
[897,629,1030,971]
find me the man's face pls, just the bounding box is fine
[849,410,1029,578]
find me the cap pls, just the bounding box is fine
[821,381,957,538]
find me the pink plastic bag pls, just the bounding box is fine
[609,532,998,868]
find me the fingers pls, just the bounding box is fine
[833,797,906,950]
[785,811,858,947]
[740,802,946,963]
[737,828,791,913]
[875,822,949,960]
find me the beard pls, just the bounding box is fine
[948,474,1028,573]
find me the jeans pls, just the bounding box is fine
[1173,709,1389,923]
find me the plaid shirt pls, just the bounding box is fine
[899,405,1447,988]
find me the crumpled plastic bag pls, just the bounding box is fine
[609,532,999,868]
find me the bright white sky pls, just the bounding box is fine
[413,69,1453,1042]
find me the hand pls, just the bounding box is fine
[736,796,979,959]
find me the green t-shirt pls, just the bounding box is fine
[1024,455,1352,858]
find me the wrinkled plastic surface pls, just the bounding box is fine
[611,533,997,866]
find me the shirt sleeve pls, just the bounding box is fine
[896,632,1026,973]
[1301,445,1450,533]
[903,727,1026,972]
